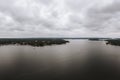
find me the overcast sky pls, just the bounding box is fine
[0,0,120,38]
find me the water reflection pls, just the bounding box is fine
[0,40,120,80]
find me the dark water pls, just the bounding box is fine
[0,40,120,80]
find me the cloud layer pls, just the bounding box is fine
[0,0,120,38]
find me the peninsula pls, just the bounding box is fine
[0,38,69,47]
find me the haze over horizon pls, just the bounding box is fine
[0,0,120,38]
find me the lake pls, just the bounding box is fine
[0,40,120,80]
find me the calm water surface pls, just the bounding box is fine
[0,40,120,80]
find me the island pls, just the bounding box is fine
[88,38,101,41]
[0,38,69,47]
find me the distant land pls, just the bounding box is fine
[0,37,119,46]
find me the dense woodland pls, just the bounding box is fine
[0,38,69,46]
[106,39,120,46]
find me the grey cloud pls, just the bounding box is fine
[101,1,120,14]
[0,0,120,37]
[9,27,25,31]
[69,15,82,25]
[36,0,53,5]
[83,0,120,32]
